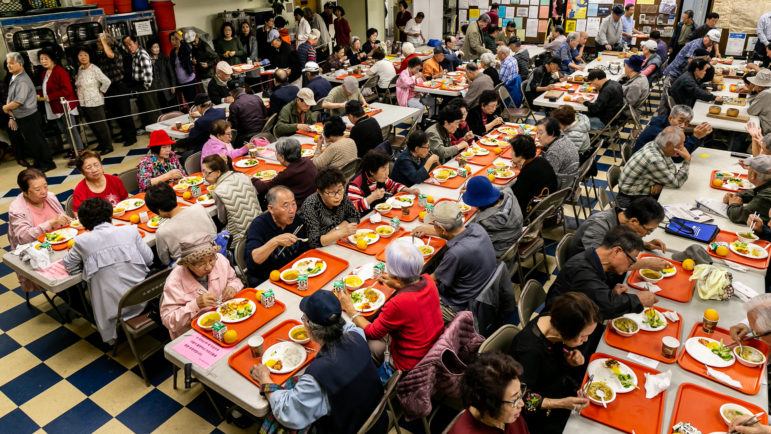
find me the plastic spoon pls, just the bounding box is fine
[595,389,607,408]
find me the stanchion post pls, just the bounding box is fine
[60,97,78,154]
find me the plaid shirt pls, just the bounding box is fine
[131,47,153,88]
[618,141,690,196]
[498,55,519,85]
[663,38,707,78]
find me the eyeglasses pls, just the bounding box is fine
[190,256,217,269]
[640,223,659,235]
[83,162,101,171]
[222,131,232,137]
[323,189,345,198]
[501,383,528,406]
[622,249,637,266]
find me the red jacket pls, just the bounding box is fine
[38,65,79,114]
[396,53,419,74]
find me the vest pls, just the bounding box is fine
[305,331,386,434]
[212,171,261,244]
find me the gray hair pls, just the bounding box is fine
[402,42,415,56]
[496,45,511,56]
[567,32,580,42]
[266,185,294,206]
[478,14,491,24]
[670,104,694,120]
[750,167,771,184]
[306,315,345,344]
[466,62,479,72]
[275,137,302,162]
[654,126,684,149]
[6,52,23,65]
[762,133,771,152]
[480,52,496,67]
[385,238,424,283]
[745,294,771,334]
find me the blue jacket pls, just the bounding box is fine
[632,114,703,158]
[439,46,462,71]
[391,149,430,186]
[306,75,332,101]
[188,107,226,152]
[269,84,299,116]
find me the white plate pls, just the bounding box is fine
[178,176,203,186]
[196,194,215,206]
[69,220,83,229]
[479,137,509,147]
[348,229,380,246]
[253,170,277,180]
[432,168,457,179]
[147,216,167,229]
[116,198,145,211]
[495,169,517,179]
[684,336,736,368]
[216,298,257,323]
[44,228,78,244]
[586,358,638,393]
[262,341,308,374]
[350,288,386,312]
[387,195,415,208]
[660,261,677,277]
[301,148,315,158]
[637,308,668,332]
[235,158,260,168]
[292,257,327,277]
[470,146,489,156]
[729,242,769,259]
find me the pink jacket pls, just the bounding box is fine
[160,253,244,338]
[396,311,484,420]
[396,68,424,107]
[200,135,249,166]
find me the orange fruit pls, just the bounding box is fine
[681,259,695,271]
[715,245,729,257]
[712,179,723,187]
[356,238,368,250]
[488,174,496,182]
[493,147,502,154]
[223,329,238,344]
[182,191,192,199]
[129,214,140,224]
[419,211,427,221]
[704,309,719,322]
[269,270,280,282]
[426,195,434,203]
[67,239,75,249]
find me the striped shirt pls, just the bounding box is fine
[618,141,690,196]
[347,173,405,213]
[498,55,519,85]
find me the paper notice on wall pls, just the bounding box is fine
[460,9,468,23]
[469,8,480,19]
[513,17,523,28]
[516,29,526,38]
[539,5,549,17]
[538,19,549,32]
[506,7,516,18]
[459,0,469,8]
[526,18,538,37]
[575,18,587,32]
[469,0,479,6]
[747,36,759,52]
[587,3,598,16]
[517,7,529,16]
[586,17,601,36]
[725,33,747,56]
[565,19,576,32]
[529,5,539,17]
[637,0,654,4]
[658,0,676,14]
[134,20,153,37]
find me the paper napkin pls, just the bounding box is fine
[641,282,662,293]
[643,370,671,399]
[662,311,680,322]
[706,366,742,388]
[733,280,760,302]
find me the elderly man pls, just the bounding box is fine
[621,4,645,46]
[306,7,331,62]
[95,33,136,146]
[184,94,226,152]
[497,45,519,85]
[464,63,495,107]
[670,10,695,60]
[422,46,445,80]
[496,20,517,46]
[298,28,319,67]
[322,76,368,117]
[597,5,625,51]
[404,12,426,46]
[576,69,624,130]
[687,12,721,53]
[461,13,491,60]
[123,35,160,126]
[509,37,530,77]
[3,52,54,171]
[269,69,299,116]
[557,32,584,74]
[267,28,302,85]
[440,34,463,71]
[303,61,331,100]
[207,61,234,105]
[621,55,650,111]
[227,78,268,147]
[346,100,383,157]
[246,186,308,285]
[413,201,497,320]
[523,56,561,106]
[617,126,690,208]
[275,88,318,137]
[633,104,712,155]
[658,30,721,116]
[723,155,771,224]
[747,69,771,135]
[573,31,589,64]
[189,30,219,81]
[544,26,566,56]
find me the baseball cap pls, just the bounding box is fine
[745,155,771,175]
[267,28,280,43]
[302,61,320,73]
[216,61,233,74]
[193,93,210,106]
[296,88,317,106]
[299,290,342,326]
[642,40,658,51]
[342,76,359,93]
[707,29,721,42]
[309,29,321,40]
[432,201,463,227]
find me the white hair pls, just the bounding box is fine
[480,52,496,67]
[6,52,23,65]
[654,126,684,149]
[496,45,511,56]
[746,294,771,334]
[402,42,415,56]
[670,105,694,120]
[567,32,580,42]
[184,29,196,43]
[385,238,424,282]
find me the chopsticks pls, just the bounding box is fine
[749,211,759,233]
[726,330,771,348]
[729,411,764,434]
[276,224,303,257]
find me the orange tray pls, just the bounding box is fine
[471,164,520,186]
[579,352,666,434]
[460,147,501,166]
[626,253,695,303]
[376,232,447,263]
[433,198,478,223]
[709,170,750,192]
[295,124,324,138]
[707,230,771,269]
[364,108,382,117]
[335,73,364,79]
[232,157,266,174]
[37,228,86,251]
[272,249,349,297]
[677,323,770,395]
[228,319,320,386]
[668,383,768,433]
[135,202,189,233]
[603,306,683,363]
[374,192,423,222]
[416,82,442,89]
[424,166,470,189]
[113,193,155,224]
[336,220,407,256]
[190,288,286,347]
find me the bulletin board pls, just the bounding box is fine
[710,0,771,55]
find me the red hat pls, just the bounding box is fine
[148,129,176,148]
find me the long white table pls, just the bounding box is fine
[146,103,230,140]
[533,54,627,111]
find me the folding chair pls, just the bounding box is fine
[441,410,467,434]
[382,75,399,104]
[252,113,279,142]
[389,120,418,154]
[496,84,531,123]
[157,111,185,123]
[555,232,575,272]
[620,141,634,164]
[514,204,553,283]
[184,151,202,175]
[64,194,75,217]
[361,75,380,103]
[591,103,630,162]
[341,158,362,181]
[356,371,403,434]
[118,168,140,195]
[606,164,622,207]
[518,75,538,123]
[478,324,520,353]
[525,188,571,234]
[232,238,248,285]
[518,279,546,326]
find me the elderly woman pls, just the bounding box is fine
[8,169,70,293]
[74,45,113,155]
[312,116,357,170]
[396,56,432,123]
[447,98,475,146]
[161,232,243,339]
[724,155,771,225]
[509,292,597,433]
[38,47,83,161]
[640,40,662,81]
[550,105,592,157]
[137,130,186,191]
[362,28,381,58]
[448,351,529,434]
[339,238,444,370]
[466,89,503,136]
[326,45,347,72]
[395,0,412,42]
[348,150,420,213]
[463,176,523,259]
[346,36,367,66]
[510,135,558,213]
[251,290,385,433]
[252,137,317,207]
[480,52,501,86]
[536,117,580,190]
[391,131,440,186]
[72,151,128,213]
[64,197,152,344]
[169,31,197,106]
[202,155,261,245]
[426,106,470,164]
[200,119,253,166]
[396,42,418,74]
[214,22,245,65]
[299,167,360,248]
[149,40,177,112]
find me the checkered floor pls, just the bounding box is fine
[0,84,663,433]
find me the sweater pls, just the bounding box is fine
[347,172,405,213]
[155,204,217,265]
[748,88,771,135]
[583,79,624,125]
[464,73,495,107]
[542,135,580,190]
[251,158,317,208]
[312,138,358,170]
[727,181,771,225]
[564,113,592,153]
[211,170,262,244]
[72,175,128,212]
[425,123,460,164]
[39,65,79,114]
[214,37,245,65]
[671,71,716,108]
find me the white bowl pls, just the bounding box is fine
[733,345,767,368]
[375,204,392,214]
[196,311,221,330]
[639,269,663,283]
[375,225,395,238]
[280,269,299,285]
[719,403,754,426]
[736,231,760,244]
[585,382,617,406]
[611,317,640,337]
[344,275,364,291]
[112,208,125,218]
[288,325,311,344]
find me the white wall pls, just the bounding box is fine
[172,0,275,35]
[410,0,442,42]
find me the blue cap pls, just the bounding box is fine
[299,290,342,326]
[462,176,501,208]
